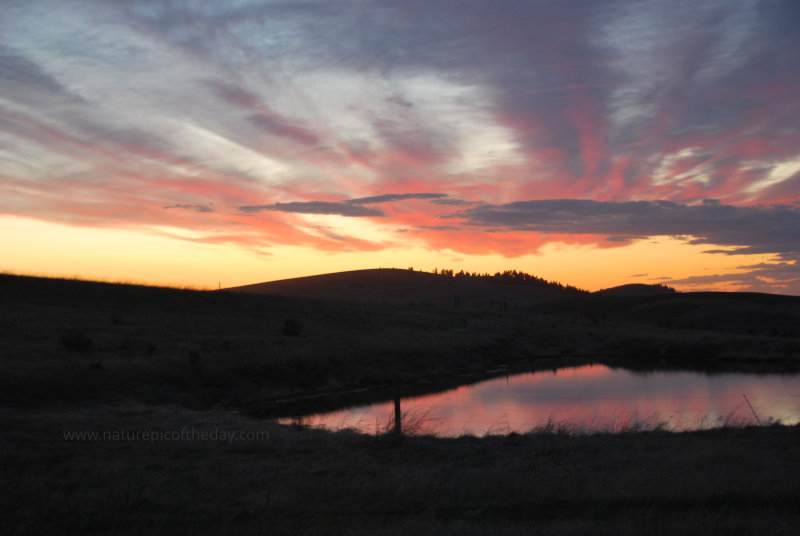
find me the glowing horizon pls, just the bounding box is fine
[2,1,799,294]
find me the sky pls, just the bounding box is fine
[2,0,800,293]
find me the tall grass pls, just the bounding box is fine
[6,404,800,535]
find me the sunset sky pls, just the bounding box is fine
[2,0,799,293]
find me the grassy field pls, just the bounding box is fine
[5,405,800,535]
[3,273,800,534]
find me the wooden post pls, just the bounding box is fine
[394,395,402,436]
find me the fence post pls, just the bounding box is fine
[394,395,402,435]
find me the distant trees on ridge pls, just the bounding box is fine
[431,268,588,294]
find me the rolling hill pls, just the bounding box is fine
[594,283,677,296]
[228,268,582,309]
[540,290,800,338]
[230,268,800,338]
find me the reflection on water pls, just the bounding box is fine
[279,365,800,436]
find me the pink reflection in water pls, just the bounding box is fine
[279,365,800,436]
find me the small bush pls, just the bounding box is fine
[281,318,301,337]
[60,328,93,352]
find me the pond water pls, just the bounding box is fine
[279,364,800,436]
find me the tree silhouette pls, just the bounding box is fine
[431,268,588,294]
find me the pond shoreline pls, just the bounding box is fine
[269,361,800,436]
[246,352,800,421]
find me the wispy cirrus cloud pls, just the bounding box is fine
[209,81,320,146]
[2,0,800,292]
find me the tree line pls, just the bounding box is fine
[429,267,589,294]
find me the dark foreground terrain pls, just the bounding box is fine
[5,405,800,535]
[3,272,800,534]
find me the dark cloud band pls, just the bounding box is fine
[163,204,213,213]
[457,199,800,257]
[239,193,450,216]
[347,193,447,205]
[239,202,384,217]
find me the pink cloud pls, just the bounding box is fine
[2,0,800,291]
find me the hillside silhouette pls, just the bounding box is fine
[231,268,800,338]
[541,290,800,339]
[229,267,585,309]
[594,283,678,296]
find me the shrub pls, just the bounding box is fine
[60,328,93,352]
[281,318,301,337]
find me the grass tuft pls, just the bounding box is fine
[59,328,93,353]
[281,318,301,337]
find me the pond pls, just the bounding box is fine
[278,364,800,436]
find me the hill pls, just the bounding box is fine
[228,267,582,309]
[538,290,800,338]
[230,269,800,337]
[594,283,677,296]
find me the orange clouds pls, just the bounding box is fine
[2,0,800,291]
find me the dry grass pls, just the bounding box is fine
[3,273,798,416]
[3,404,800,535]
[4,273,800,533]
